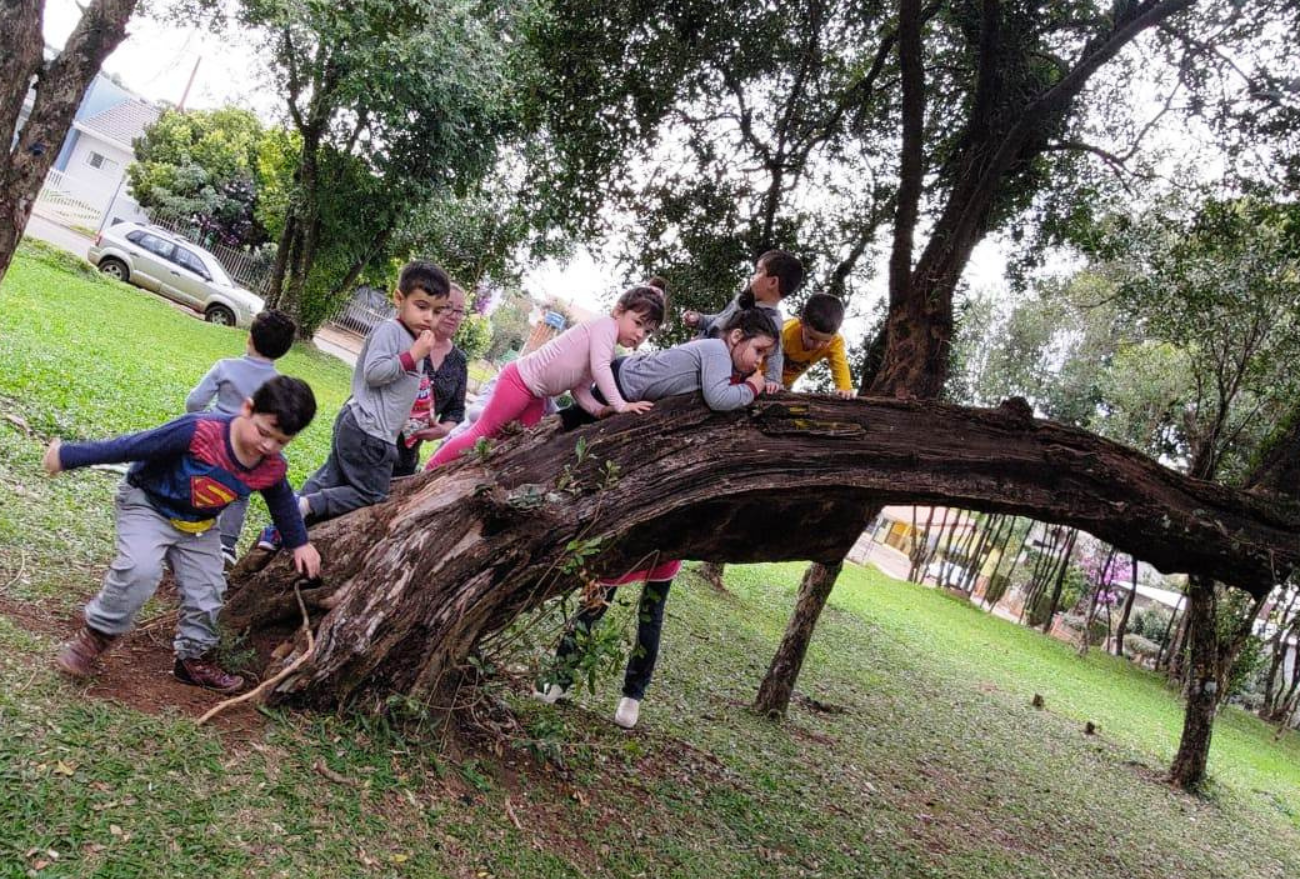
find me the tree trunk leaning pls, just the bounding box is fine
[754,561,845,717]
[221,394,1300,713]
[1169,576,1219,790]
[0,0,142,284]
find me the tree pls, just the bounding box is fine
[221,394,1300,714]
[519,0,1300,732]
[519,0,904,337]
[228,0,515,328]
[484,287,533,362]
[966,195,1300,787]
[0,0,142,284]
[128,106,271,247]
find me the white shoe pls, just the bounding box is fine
[614,697,640,729]
[533,683,569,704]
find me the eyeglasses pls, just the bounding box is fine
[446,308,467,316]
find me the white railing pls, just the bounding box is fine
[33,168,105,229]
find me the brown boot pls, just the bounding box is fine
[173,656,244,694]
[55,626,117,678]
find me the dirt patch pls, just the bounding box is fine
[0,594,64,637]
[86,625,265,737]
[1,589,263,737]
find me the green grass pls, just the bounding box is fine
[2,248,1300,877]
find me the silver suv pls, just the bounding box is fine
[88,222,265,327]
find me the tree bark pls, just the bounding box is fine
[1113,556,1139,656]
[753,561,844,717]
[1169,575,1219,790]
[222,394,1300,712]
[1040,529,1078,633]
[697,562,727,591]
[0,0,141,284]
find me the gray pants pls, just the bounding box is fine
[300,406,397,524]
[84,483,227,660]
[217,495,249,554]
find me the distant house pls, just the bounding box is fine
[22,63,158,231]
[868,505,978,555]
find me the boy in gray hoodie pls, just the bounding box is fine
[186,309,297,566]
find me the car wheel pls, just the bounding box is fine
[98,258,129,282]
[205,304,237,326]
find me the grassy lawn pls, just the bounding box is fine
[2,247,1299,878]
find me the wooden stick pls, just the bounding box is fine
[197,583,314,726]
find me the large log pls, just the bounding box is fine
[223,394,1300,710]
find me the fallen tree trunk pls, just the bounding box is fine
[223,394,1300,711]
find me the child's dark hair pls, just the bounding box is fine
[251,376,317,435]
[615,281,667,326]
[739,249,804,307]
[249,309,296,359]
[722,307,779,341]
[801,293,845,335]
[398,260,451,300]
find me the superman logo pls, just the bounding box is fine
[191,476,238,509]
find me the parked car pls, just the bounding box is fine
[926,558,970,588]
[87,222,264,327]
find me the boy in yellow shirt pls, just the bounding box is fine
[781,293,855,397]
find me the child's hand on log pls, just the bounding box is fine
[834,389,856,399]
[293,543,322,580]
[746,372,765,396]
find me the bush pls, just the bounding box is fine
[1060,614,1107,645]
[454,313,491,361]
[1132,607,1173,645]
[16,238,109,283]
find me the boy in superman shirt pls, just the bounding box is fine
[44,376,321,693]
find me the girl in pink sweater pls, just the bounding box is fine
[426,284,665,468]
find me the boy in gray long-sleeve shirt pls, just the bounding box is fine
[186,309,297,565]
[265,262,451,543]
[685,249,804,391]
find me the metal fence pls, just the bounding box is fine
[325,285,396,337]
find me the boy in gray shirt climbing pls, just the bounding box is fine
[683,249,804,393]
[260,261,451,550]
[186,308,297,566]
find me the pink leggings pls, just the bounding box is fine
[599,559,682,587]
[426,362,547,469]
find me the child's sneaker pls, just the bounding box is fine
[532,683,570,704]
[174,656,244,693]
[614,697,640,729]
[221,546,238,569]
[54,626,117,678]
[256,525,282,551]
